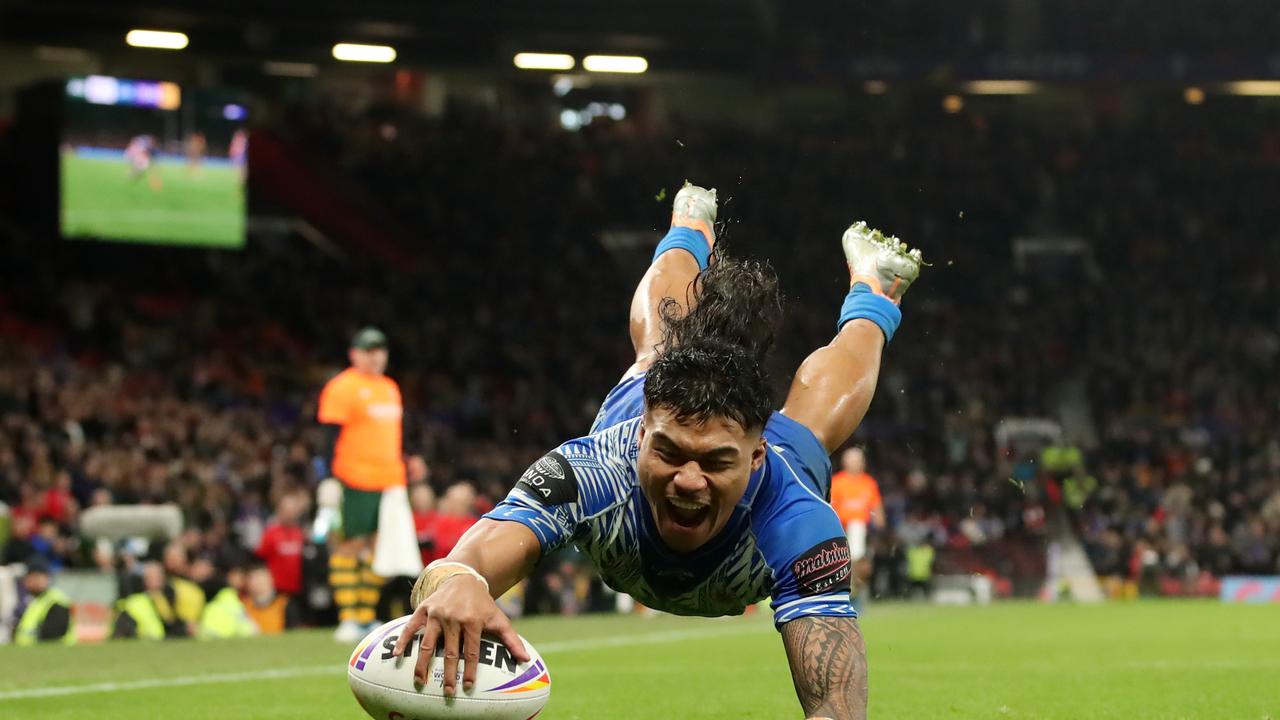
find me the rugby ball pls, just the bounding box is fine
[348,616,550,720]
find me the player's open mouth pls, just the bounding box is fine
[665,497,710,528]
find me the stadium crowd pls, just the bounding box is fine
[2,88,1279,638]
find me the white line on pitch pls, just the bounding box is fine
[0,623,761,701]
[0,666,339,701]
[535,624,751,653]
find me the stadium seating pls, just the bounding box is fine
[1,92,1278,623]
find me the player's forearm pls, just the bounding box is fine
[445,519,542,598]
[628,248,702,371]
[781,319,885,453]
[781,616,869,720]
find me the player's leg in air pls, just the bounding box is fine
[775,222,922,719]
[627,182,785,377]
[588,182,722,433]
[628,183,718,373]
[781,222,920,452]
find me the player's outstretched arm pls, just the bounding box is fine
[627,183,717,373]
[781,223,922,453]
[392,519,539,695]
[434,519,542,599]
[780,616,869,720]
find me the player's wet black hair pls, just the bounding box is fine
[657,255,784,364]
[644,337,773,432]
[644,255,783,432]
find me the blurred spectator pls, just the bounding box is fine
[1,513,36,566]
[243,565,293,635]
[906,543,936,600]
[188,555,220,597]
[13,559,74,646]
[160,544,206,628]
[424,482,479,565]
[112,561,191,640]
[197,563,256,639]
[410,483,439,566]
[162,542,191,580]
[29,519,70,571]
[830,448,884,561]
[255,493,306,597]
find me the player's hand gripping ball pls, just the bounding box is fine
[348,616,550,719]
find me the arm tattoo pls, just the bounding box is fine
[780,616,868,720]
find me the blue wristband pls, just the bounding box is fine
[838,283,901,342]
[652,227,711,270]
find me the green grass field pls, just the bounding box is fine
[2,601,1277,719]
[60,152,246,248]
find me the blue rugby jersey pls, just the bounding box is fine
[485,373,857,628]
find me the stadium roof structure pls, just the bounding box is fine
[3,0,1278,82]
[0,0,759,72]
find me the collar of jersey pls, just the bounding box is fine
[739,440,769,507]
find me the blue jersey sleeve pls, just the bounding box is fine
[484,450,583,554]
[484,418,639,556]
[755,416,856,627]
[764,411,834,500]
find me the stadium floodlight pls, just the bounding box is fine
[1225,80,1280,96]
[582,55,648,74]
[332,43,397,63]
[125,29,189,50]
[963,80,1038,95]
[514,53,575,71]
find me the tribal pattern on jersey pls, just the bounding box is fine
[486,376,858,628]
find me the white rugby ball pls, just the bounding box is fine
[347,616,551,720]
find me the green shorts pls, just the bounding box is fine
[341,486,382,539]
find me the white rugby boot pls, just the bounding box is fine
[841,221,924,304]
[669,182,718,250]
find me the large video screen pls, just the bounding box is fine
[60,76,247,248]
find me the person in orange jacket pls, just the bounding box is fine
[829,447,884,561]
